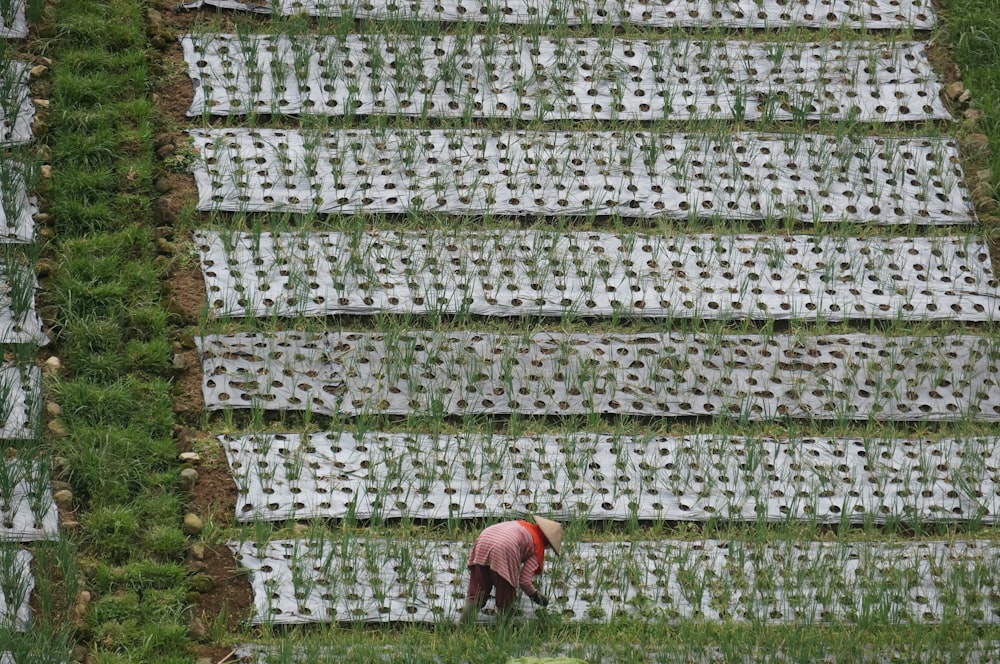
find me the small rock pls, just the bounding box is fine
[51,480,71,492]
[162,296,190,323]
[54,489,73,510]
[29,64,48,78]
[156,143,176,159]
[186,591,202,604]
[33,212,51,224]
[189,574,216,593]
[958,89,972,104]
[61,518,80,531]
[48,420,68,437]
[46,401,61,416]
[944,81,966,101]
[146,7,163,27]
[37,56,52,67]
[52,456,69,475]
[179,452,201,464]
[32,98,50,109]
[186,560,208,574]
[187,617,207,642]
[189,543,206,561]
[177,331,198,351]
[43,356,61,374]
[178,467,199,491]
[73,590,91,619]
[38,145,52,162]
[172,353,188,370]
[183,513,203,535]
[39,165,52,179]
[156,238,177,255]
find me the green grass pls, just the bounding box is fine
[36,0,188,660]
[19,0,1000,662]
[939,0,1000,199]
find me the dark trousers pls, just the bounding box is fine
[466,564,517,612]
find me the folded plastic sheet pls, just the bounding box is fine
[198,331,1000,421]
[230,537,1000,625]
[189,129,973,224]
[182,35,950,123]
[195,230,1000,321]
[221,431,1000,524]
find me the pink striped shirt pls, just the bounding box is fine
[467,521,541,595]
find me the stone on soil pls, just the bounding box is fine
[183,513,203,535]
[179,467,199,490]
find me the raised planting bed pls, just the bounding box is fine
[231,537,1000,625]
[198,331,1000,421]
[195,230,1000,321]
[189,129,972,224]
[182,35,948,122]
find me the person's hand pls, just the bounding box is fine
[530,593,549,607]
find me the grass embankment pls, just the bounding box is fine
[939,0,1000,226]
[41,0,191,661]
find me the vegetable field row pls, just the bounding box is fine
[232,537,1000,625]
[187,0,938,30]
[190,129,972,223]
[197,230,1000,321]
[223,431,1000,524]
[198,331,1000,420]
[183,35,948,122]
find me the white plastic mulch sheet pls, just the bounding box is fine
[195,230,1000,322]
[0,458,56,541]
[197,331,1000,421]
[0,161,37,243]
[0,62,32,145]
[187,0,938,29]
[0,2,27,39]
[0,363,38,440]
[0,548,32,630]
[0,263,45,344]
[189,129,973,224]
[182,35,949,123]
[231,537,1000,625]
[230,642,1000,664]
[221,431,1000,524]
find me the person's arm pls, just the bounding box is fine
[519,554,542,600]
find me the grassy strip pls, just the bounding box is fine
[938,0,1000,223]
[43,0,192,662]
[220,622,1000,663]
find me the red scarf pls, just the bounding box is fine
[517,520,545,575]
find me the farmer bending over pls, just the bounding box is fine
[460,515,563,624]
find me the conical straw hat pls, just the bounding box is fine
[532,515,564,556]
